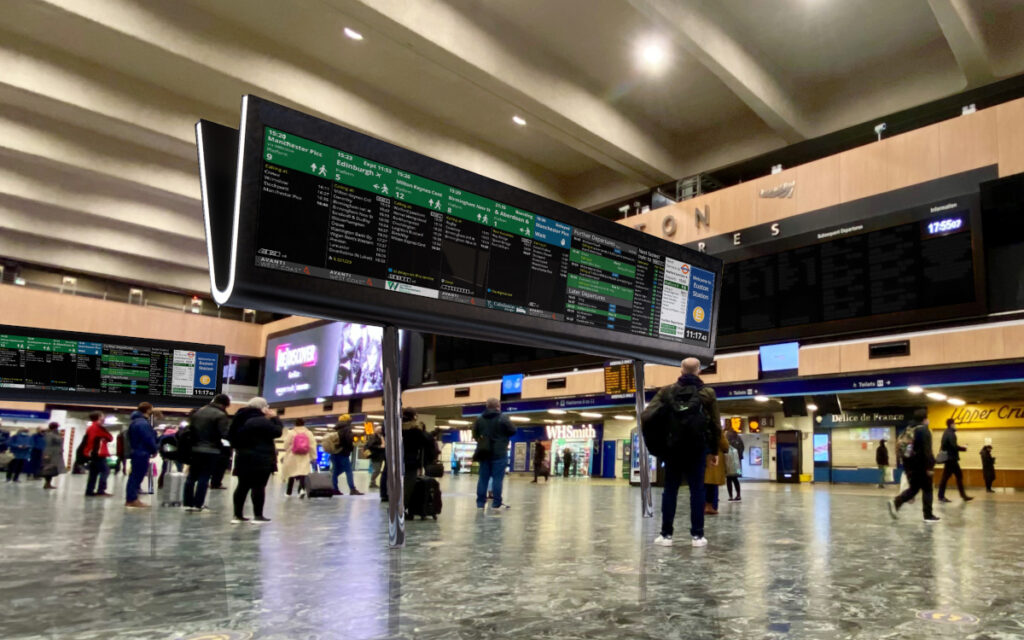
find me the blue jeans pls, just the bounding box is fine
[85,457,110,496]
[331,453,355,491]
[661,455,707,538]
[126,455,150,503]
[476,455,508,508]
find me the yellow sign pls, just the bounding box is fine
[364,421,374,434]
[929,403,1024,429]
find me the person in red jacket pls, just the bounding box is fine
[83,410,114,497]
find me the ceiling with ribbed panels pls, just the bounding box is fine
[1,0,1023,294]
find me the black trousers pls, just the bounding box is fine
[726,476,741,499]
[286,476,307,495]
[938,461,967,499]
[984,471,995,491]
[895,467,934,518]
[234,470,271,518]
[5,458,26,482]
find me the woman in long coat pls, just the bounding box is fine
[40,422,66,489]
[704,431,730,515]
[280,419,318,496]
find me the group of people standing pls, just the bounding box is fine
[1,422,66,487]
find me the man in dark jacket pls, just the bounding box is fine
[889,409,940,522]
[229,397,282,523]
[184,393,231,512]
[126,402,158,508]
[328,414,363,496]
[875,439,889,488]
[648,357,721,548]
[938,418,973,503]
[473,398,516,511]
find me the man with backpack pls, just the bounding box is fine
[183,394,231,512]
[643,357,721,548]
[888,409,940,522]
[323,415,363,496]
[473,398,516,512]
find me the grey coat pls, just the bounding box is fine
[41,430,66,477]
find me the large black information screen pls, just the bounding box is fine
[199,96,722,365]
[717,207,980,342]
[0,325,224,407]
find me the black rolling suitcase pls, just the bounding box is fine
[407,477,442,520]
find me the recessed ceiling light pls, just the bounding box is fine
[926,392,947,401]
[512,115,527,126]
[344,27,364,40]
[614,414,634,421]
[548,409,567,415]
[449,419,471,425]
[754,395,770,402]
[510,416,530,423]
[579,412,602,418]
[637,38,669,72]
[806,403,818,412]
[907,386,924,394]
[366,414,385,420]
[947,398,965,406]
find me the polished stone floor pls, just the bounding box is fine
[0,471,1022,640]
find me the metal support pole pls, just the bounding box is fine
[382,325,405,548]
[634,359,654,518]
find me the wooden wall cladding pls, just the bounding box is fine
[0,285,265,356]
[997,98,1024,177]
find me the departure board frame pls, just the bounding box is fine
[200,96,722,365]
[0,324,224,408]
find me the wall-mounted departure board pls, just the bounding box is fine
[0,325,223,407]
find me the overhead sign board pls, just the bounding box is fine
[198,96,722,365]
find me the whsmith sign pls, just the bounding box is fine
[929,403,1024,429]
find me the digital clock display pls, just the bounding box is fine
[925,215,965,237]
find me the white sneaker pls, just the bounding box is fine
[887,500,899,520]
[691,536,708,547]
[654,535,673,547]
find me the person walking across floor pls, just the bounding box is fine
[5,428,33,483]
[325,415,363,496]
[980,445,996,493]
[229,397,282,523]
[40,422,65,489]
[125,402,158,508]
[532,441,549,483]
[281,418,317,497]
[889,409,940,522]
[725,441,741,502]
[561,447,572,478]
[876,439,890,488]
[645,357,722,548]
[82,411,113,497]
[183,394,231,512]
[366,429,385,489]
[473,398,516,511]
[704,430,729,514]
[938,418,973,503]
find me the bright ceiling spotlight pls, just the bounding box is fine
[754,395,770,402]
[947,398,966,406]
[509,416,530,423]
[926,392,947,401]
[614,414,634,420]
[806,403,819,412]
[548,409,567,415]
[579,412,602,418]
[907,386,924,394]
[449,419,471,425]
[512,115,527,126]
[637,38,669,72]
[343,27,364,41]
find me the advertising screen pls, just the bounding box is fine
[813,434,830,463]
[0,324,223,407]
[198,98,722,366]
[263,321,384,404]
[501,373,524,395]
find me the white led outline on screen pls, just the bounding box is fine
[198,95,248,306]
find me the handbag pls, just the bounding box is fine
[471,434,492,463]
[0,450,13,470]
[424,462,444,478]
[935,450,949,464]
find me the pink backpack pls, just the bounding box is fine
[291,431,311,455]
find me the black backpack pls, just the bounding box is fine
[641,384,710,459]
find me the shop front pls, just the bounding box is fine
[442,424,605,477]
[928,402,1024,489]
[814,408,917,484]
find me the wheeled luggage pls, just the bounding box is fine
[407,476,442,520]
[159,471,185,507]
[305,471,335,498]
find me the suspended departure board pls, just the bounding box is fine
[604,360,637,395]
[199,97,722,364]
[0,325,224,407]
